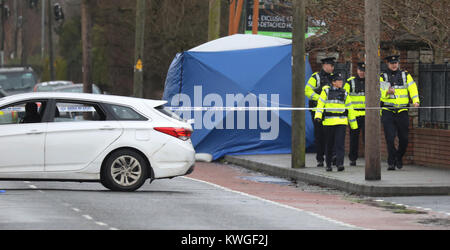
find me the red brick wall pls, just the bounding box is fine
[344,118,450,169]
[411,128,450,169]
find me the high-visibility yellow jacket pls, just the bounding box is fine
[344,76,366,117]
[380,70,420,113]
[305,70,333,108]
[315,86,358,130]
[0,110,18,124]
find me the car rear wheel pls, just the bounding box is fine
[101,149,148,192]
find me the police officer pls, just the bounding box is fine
[380,55,420,171]
[344,62,366,166]
[305,57,336,167]
[315,73,358,172]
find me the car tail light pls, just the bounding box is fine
[154,127,192,141]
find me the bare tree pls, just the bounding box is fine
[382,0,450,63]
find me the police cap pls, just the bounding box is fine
[357,62,366,72]
[384,55,400,63]
[321,57,336,65]
[331,73,344,82]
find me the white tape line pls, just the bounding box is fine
[168,106,450,112]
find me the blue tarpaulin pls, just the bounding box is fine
[163,35,314,160]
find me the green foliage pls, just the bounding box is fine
[92,24,109,91]
[58,17,82,83]
[40,56,68,82]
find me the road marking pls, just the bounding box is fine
[183,177,369,230]
[95,221,108,227]
[82,215,93,220]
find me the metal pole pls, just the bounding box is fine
[133,0,146,98]
[364,0,381,180]
[292,0,306,169]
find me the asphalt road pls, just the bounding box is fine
[0,177,354,230]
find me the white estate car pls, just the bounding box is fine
[0,92,195,191]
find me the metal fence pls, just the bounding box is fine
[418,63,450,128]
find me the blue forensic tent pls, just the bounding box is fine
[163,34,314,160]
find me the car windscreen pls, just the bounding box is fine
[155,105,184,122]
[0,72,37,93]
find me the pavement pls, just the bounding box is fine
[224,154,450,197]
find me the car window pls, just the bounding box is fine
[155,105,184,121]
[109,104,147,121]
[54,102,106,123]
[0,101,46,125]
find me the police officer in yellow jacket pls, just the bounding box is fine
[315,73,358,172]
[344,62,366,166]
[380,55,420,171]
[305,57,336,167]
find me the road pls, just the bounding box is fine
[0,177,352,230]
[0,162,448,230]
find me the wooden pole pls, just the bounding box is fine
[252,0,259,34]
[232,0,244,34]
[364,0,381,180]
[228,0,236,35]
[208,0,221,41]
[81,0,92,93]
[133,0,146,98]
[292,0,306,169]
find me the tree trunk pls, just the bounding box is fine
[208,0,221,41]
[81,0,92,93]
[134,0,146,98]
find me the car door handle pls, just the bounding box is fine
[27,130,44,135]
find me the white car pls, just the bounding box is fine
[0,92,195,191]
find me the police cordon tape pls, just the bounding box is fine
[168,106,449,112]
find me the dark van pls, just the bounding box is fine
[0,67,38,96]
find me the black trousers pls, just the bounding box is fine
[311,111,325,163]
[381,110,409,165]
[349,116,365,162]
[324,125,346,167]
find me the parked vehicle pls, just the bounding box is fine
[33,81,74,92]
[0,92,195,191]
[54,83,102,94]
[0,67,38,95]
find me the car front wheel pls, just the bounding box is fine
[101,149,149,192]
